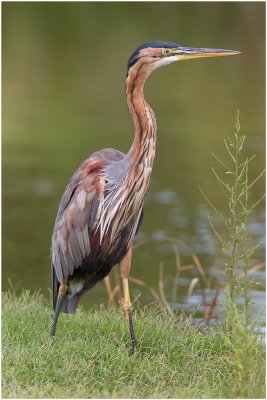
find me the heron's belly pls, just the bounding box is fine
[71,225,132,280]
[68,206,143,299]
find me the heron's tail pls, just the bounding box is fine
[64,295,82,314]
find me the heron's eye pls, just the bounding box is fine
[163,49,171,55]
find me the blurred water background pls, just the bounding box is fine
[2,3,265,324]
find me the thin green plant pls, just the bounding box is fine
[199,112,265,397]
[199,111,265,326]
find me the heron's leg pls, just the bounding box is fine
[120,247,137,351]
[50,283,68,338]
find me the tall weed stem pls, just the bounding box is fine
[200,111,265,329]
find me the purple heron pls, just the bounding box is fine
[50,41,239,351]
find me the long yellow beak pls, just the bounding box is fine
[173,47,241,60]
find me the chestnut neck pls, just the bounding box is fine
[125,61,157,168]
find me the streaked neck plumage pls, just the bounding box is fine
[126,61,157,169]
[98,61,157,243]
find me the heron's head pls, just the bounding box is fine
[127,40,240,77]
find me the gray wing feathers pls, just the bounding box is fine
[52,177,96,283]
[89,197,99,232]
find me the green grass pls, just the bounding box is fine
[2,291,265,399]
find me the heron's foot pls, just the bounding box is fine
[123,303,137,352]
[127,309,137,352]
[45,334,56,346]
[48,333,55,341]
[50,321,57,338]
